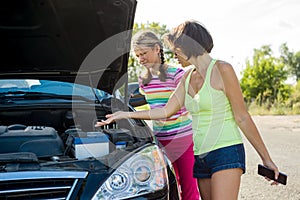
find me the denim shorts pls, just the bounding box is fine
[193,144,246,179]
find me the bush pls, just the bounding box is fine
[292,102,300,114]
[247,100,299,115]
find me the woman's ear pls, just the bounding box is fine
[154,44,161,53]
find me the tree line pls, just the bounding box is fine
[128,22,300,114]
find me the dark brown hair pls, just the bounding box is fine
[164,20,214,59]
[132,31,167,85]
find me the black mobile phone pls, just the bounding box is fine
[257,164,287,185]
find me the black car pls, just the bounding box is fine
[0,1,179,199]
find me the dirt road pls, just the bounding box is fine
[239,115,300,200]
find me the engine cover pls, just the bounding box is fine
[0,125,64,158]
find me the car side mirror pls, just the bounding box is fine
[129,90,147,107]
[128,83,147,107]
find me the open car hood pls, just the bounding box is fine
[0,0,137,94]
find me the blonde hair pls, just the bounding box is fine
[132,30,167,85]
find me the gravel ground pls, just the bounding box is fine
[239,115,300,200]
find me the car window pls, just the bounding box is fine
[0,80,30,89]
[0,79,111,101]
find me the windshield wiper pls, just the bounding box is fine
[0,153,41,172]
[0,152,38,163]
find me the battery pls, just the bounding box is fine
[72,132,109,159]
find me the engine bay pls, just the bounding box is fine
[0,105,153,164]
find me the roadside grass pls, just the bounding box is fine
[248,102,300,115]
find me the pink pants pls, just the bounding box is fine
[159,135,200,200]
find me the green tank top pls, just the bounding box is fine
[184,59,242,155]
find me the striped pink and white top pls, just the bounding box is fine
[139,66,193,140]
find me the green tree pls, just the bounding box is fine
[290,80,300,113]
[132,22,169,37]
[280,43,300,81]
[128,22,174,82]
[240,45,290,107]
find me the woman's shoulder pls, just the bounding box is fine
[165,64,183,75]
[183,65,196,72]
[167,64,195,72]
[215,60,234,73]
[174,66,194,84]
[166,64,181,70]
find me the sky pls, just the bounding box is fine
[133,0,300,78]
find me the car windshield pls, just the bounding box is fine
[0,79,111,101]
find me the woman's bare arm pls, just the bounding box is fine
[95,77,186,126]
[218,61,279,183]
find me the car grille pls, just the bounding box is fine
[0,171,88,200]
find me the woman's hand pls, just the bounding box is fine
[95,111,128,127]
[263,160,280,185]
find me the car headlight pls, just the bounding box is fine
[92,145,168,200]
